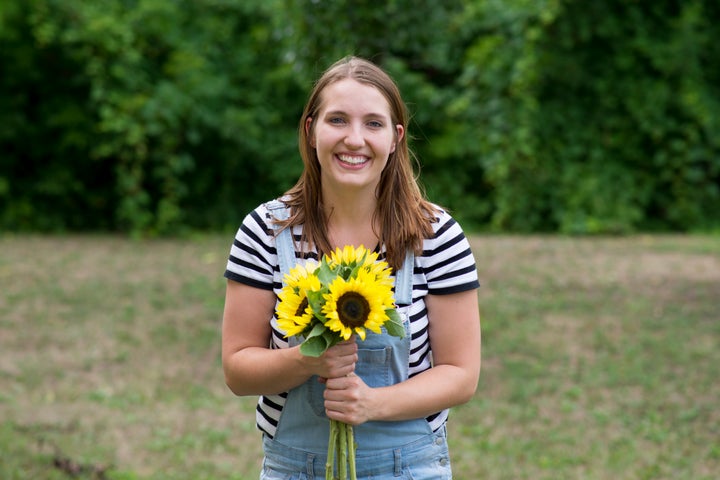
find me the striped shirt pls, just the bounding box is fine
[224,201,480,438]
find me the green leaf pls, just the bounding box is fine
[323,329,342,349]
[306,290,327,319]
[317,260,337,285]
[300,335,329,357]
[305,321,327,339]
[384,309,405,338]
[338,264,353,280]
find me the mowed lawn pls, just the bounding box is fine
[0,234,718,479]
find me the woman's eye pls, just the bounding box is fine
[368,121,383,128]
[329,117,345,124]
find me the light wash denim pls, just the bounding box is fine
[260,425,452,479]
[259,311,453,479]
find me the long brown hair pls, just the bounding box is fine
[280,56,438,272]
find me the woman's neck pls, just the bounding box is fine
[322,188,379,250]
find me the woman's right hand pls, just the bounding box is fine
[305,339,358,381]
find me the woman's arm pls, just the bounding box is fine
[222,280,358,396]
[323,289,481,424]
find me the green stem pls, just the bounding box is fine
[348,424,357,480]
[326,420,338,480]
[338,421,348,479]
[337,423,344,479]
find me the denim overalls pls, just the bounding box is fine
[261,201,452,479]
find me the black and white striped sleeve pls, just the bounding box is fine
[422,210,480,295]
[224,206,277,290]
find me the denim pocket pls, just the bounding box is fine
[261,462,308,480]
[307,346,392,417]
[406,438,453,480]
[355,346,391,387]
[406,453,453,479]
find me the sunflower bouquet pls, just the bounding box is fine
[276,245,405,480]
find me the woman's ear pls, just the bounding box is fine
[306,117,315,147]
[391,124,405,153]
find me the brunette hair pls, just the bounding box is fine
[280,56,438,272]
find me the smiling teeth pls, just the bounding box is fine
[338,154,367,165]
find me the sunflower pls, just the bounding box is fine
[322,268,395,341]
[362,256,393,288]
[330,245,394,286]
[276,262,321,337]
[329,244,370,267]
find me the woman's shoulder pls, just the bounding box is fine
[426,204,464,235]
[427,203,449,220]
[241,197,290,227]
[418,204,480,290]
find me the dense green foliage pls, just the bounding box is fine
[1,0,718,234]
[453,0,720,233]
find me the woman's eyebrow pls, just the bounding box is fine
[323,109,389,120]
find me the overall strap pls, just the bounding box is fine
[395,250,415,306]
[266,200,295,279]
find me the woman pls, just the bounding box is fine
[222,56,481,479]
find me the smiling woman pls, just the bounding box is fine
[308,78,403,195]
[221,56,481,479]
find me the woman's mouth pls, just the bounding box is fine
[337,154,369,166]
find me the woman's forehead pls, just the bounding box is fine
[318,78,392,118]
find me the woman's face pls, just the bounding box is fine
[307,78,404,195]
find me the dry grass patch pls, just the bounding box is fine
[460,234,720,479]
[1,233,718,479]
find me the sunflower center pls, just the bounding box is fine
[337,292,370,329]
[295,298,309,317]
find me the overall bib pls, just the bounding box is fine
[260,201,452,479]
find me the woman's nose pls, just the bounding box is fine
[344,124,364,148]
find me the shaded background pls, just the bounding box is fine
[1,0,718,235]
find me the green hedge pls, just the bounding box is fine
[1,0,718,234]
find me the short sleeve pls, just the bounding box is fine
[224,205,277,290]
[421,209,480,295]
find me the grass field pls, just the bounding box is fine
[1,233,718,479]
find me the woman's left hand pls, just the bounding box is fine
[323,373,374,425]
